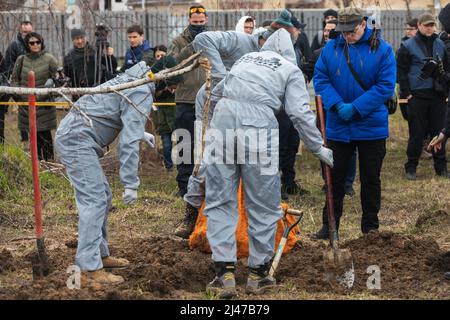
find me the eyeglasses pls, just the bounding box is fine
[190,7,206,14]
[343,24,362,36]
[28,41,41,45]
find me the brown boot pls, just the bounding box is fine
[102,256,130,269]
[82,269,124,285]
[174,203,199,239]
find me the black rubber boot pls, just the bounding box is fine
[282,182,310,196]
[311,224,329,240]
[246,262,276,295]
[344,185,355,197]
[206,262,237,299]
[174,203,199,239]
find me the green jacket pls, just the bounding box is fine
[11,51,58,132]
[170,27,206,104]
[154,105,176,135]
[151,55,180,135]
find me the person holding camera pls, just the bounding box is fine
[63,28,117,97]
[397,13,449,180]
[425,3,450,281]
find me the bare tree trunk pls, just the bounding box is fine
[404,0,412,21]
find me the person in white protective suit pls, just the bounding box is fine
[55,62,156,284]
[173,27,272,238]
[174,14,302,239]
[235,15,257,35]
[202,29,333,298]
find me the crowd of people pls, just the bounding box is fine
[0,3,449,296]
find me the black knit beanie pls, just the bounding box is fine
[439,4,450,33]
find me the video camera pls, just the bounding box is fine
[94,23,110,48]
[54,67,71,87]
[418,57,438,80]
[418,54,447,81]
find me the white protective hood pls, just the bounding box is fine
[235,16,256,34]
[260,28,297,66]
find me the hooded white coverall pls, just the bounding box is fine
[55,62,154,271]
[203,29,327,268]
[183,30,265,208]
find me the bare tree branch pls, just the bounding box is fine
[0,52,202,96]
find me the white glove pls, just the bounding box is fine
[122,188,137,205]
[315,146,334,168]
[142,132,155,148]
[44,78,55,88]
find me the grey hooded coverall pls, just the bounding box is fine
[55,62,154,271]
[184,30,264,209]
[203,29,325,268]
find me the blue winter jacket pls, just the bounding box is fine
[313,27,396,142]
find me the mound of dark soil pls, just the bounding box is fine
[2,232,449,299]
[278,231,449,298]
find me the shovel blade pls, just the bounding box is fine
[323,248,354,289]
[31,238,50,280]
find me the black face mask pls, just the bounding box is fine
[189,24,206,38]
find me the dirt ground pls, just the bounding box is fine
[0,228,449,300]
[1,109,450,300]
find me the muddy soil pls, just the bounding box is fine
[1,231,449,299]
[278,231,450,298]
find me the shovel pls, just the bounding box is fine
[269,209,303,277]
[315,95,354,289]
[28,71,50,279]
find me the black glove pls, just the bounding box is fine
[439,31,449,41]
[419,58,438,80]
[437,58,446,77]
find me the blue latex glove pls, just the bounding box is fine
[332,102,344,112]
[337,103,358,122]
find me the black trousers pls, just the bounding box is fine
[175,103,195,193]
[322,139,386,234]
[37,130,54,161]
[405,96,447,174]
[276,109,300,186]
[399,102,408,121]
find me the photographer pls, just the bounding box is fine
[63,28,117,97]
[397,13,449,180]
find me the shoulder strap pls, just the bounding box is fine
[344,45,368,91]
